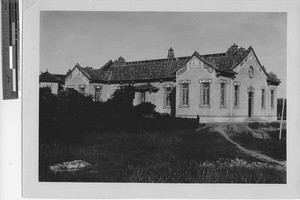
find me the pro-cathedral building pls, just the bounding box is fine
[40,44,281,122]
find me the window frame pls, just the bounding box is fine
[233,82,240,109]
[179,80,190,107]
[140,92,146,103]
[164,85,173,108]
[94,85,102,102]
[199,79,212,108]
[181,83,189,106]
[201,82,210,106]
[261,87,266,109]
[220,80,227,108]
[78,84,86,94]
[270,88,275,109]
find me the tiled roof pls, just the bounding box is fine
[68,44,279,85]
[81,66,111,82]
[202,44,250,71]
[105,56,190,82]
[133,83,159,93]
[52,74,66,82]
[98,45,250,82]
[40,71,62,83]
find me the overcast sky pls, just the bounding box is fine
[40,12,286,98]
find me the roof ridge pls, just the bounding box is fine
[202,52,226,58]
[124,56,191,65]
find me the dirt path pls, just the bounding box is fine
[212,123,286,167]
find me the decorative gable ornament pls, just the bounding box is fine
[199,79,212,83]
[176,65,187,78]
[207,68,214,73]
[74,68,80,76]
[167,47,175,59]
[248,66,254,79]
[190,58,200,69]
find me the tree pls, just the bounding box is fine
[107,85,135,117]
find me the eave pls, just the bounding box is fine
[215,69,237,78]
[267,79,281,86]
[106,77,176,84]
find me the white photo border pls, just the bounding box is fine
[22,0,300,198]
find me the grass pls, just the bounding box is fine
[39,126,286,183]
[227,122,286,161]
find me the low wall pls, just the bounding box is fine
[176,114,278,123]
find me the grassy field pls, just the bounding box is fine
[39,124,286,183]
[225,122,286,161]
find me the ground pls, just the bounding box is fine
[39,121,286,183]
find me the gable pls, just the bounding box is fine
[233,50,268,83]
[176,56,215,79]
[233,49,268,77]
[65,65,89,85]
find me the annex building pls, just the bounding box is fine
[40,44,281,122]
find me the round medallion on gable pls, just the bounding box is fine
[248,66,254,79]
[190,59,200,69]
[74,68,79,76]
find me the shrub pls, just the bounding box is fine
[39,87,95,144]
[134,102,157,118]
[39,86,196,145]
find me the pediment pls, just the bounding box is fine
[176,56,215,78]
[234,49,268,77]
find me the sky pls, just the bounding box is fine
[40,12,287,98]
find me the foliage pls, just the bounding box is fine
[134,102,157,118]
[109,85,135,107]
[268,71,280,82]
[40,87,95,144]
[226,43,248,56]
[39,86,196,144]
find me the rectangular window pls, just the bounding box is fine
[79,85,86,94]
[271,89,274,109]
[202,82,210,106]
[95,86,101,102]
[140,92,146,103]
[220,83,226,107]
[261,88,265,109]
[234,85,239,107]
[181,83,189,106]
[165,87,172,107]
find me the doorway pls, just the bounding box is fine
[248,92,253,117]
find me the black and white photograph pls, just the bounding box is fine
[38,11,287,183]
[2,0,297,199]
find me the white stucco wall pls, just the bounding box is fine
[233,50,277,120]
[175,53,278,122]
[103,81,175,114]
[175,56,232,120]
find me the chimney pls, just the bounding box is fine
[167,47,174,59]
[114,56,126,65]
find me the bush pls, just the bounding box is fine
[39,86,196,145]
[39,88,95,144]
[134,102,157,118]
